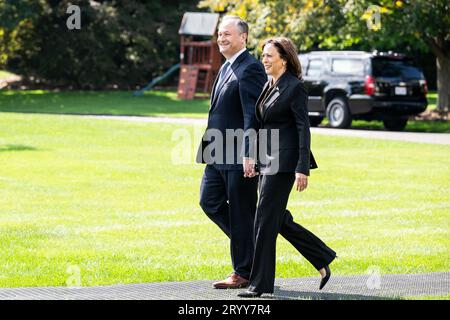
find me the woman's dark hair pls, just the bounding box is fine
[262,37,302,79]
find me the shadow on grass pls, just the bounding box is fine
[0,90,210,117]
[0,144,37,152]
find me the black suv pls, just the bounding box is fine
[299,51,428,130]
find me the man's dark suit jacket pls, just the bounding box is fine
[196,50,267,170]
[256,71,318,176]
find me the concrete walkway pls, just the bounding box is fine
[0,272,448,300]
[83,115,450,146]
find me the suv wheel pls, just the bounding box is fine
[383,118,408,131]
[326,97,352,128]
[309,116,324,127]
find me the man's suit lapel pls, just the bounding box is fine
[214,68,233,97]
[209,73,220,108]
[210,70,232,110]
[210,50,249,111]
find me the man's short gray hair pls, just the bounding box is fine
[220,16,249,35]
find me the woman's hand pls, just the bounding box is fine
[295,172,308,192]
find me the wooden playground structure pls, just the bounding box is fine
[177,12,222,100]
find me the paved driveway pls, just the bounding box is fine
[0,272,448,300]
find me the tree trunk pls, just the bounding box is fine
[436,55,450,112]
[427,36,450,113]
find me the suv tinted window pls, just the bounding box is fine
[372,58,424,79]
[306,59,322,77]
[331,59,365,75]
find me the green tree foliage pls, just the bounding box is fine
[0,0,198,89]
[200,0,449,111]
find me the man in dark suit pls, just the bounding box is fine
[197,16,267,289]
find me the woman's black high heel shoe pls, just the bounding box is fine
[319,265,331,290]
[238,290,263,298]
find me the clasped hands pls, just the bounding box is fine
[243,157,257,178]
[243,157,308,192]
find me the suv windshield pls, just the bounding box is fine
[372,58,424,79]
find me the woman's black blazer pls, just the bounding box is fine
[255,71,318,175]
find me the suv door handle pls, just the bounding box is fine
[312,81,321,85]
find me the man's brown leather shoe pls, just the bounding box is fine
[212,273,250,289]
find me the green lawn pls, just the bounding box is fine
[331,119,450,133]
[0,90,209,118]
[427,92,437,110]
[0,112,449,288]
[407,294,450,300]
[0,89,447,132]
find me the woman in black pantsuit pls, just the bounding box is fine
[238,38,337,298]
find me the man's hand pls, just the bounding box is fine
[295,173,308,192]
[243,157,257,178]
